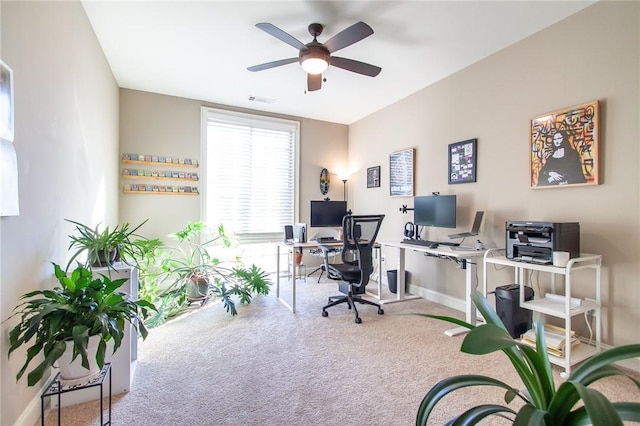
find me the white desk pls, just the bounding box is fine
[275,241,382,313]
[378,241,486,336]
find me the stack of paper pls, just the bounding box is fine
[521,324,580,357]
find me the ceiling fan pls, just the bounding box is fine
[247,21,382,92]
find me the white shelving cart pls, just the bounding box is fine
[483,249,602,376]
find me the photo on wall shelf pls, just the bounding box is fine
[448,138,477,184]
[389,148,414,197]
[367,166,380,188]
[530,100,599,188]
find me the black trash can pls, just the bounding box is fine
[494,284,534,338]
[387,270,409,294]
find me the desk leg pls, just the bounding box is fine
[376,246,420,304]
[275,245,295,313]
[275,245,281,300]
[397,248,406,301]
[444,258,477,337]
[377,246,382,298]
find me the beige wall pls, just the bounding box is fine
[119,89,348,243]
[349,1,639,348]
[0,2,119,425]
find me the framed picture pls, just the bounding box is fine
[367,166,380,188]
[448,138,477,184]
[530,100,599,188]
[389,148,414,196]
[0,59,14,142]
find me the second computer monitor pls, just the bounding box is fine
[413,195,457,228]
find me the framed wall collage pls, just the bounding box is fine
[448,138,477,184]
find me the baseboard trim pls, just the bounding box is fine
[14,386,44,426]
[408,285,466,313]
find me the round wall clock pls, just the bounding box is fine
[319,168,330,195]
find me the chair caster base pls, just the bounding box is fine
[322,311,328,317]
[378,308,384,315]
[355,317,362,324]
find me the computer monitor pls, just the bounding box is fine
[310,200,348,227]
[413,195,457,228]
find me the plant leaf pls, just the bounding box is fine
[26,340,66,386]
[461,324,518,355]
[448,404,516,425]
[570,381,623,426]
[416,375,519,426]
[513,403,549,425]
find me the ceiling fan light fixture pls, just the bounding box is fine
[301,57,328,75]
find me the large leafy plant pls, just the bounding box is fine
[414,290,640,425]
[153,222,271,322]
[7,263,156,386]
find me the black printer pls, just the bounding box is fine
[506,221,580,264]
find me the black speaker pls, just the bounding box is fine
[284,225,294,242]
[404,222,415,238]
[494,284,534,338]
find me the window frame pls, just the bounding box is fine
[200,107,300,243]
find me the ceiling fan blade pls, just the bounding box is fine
[255,23,306,51]
[323,21,374,54]
[307,73,322,92]
[329,57,381,77]
[247,57,299,72]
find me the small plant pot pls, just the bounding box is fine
[187,276,210,300]
[92,249,117,267]
[57,335,102,384]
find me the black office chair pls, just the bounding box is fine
[319,214,385,323]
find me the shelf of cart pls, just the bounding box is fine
[484,253,601,274]
[521,297,598,318]
[546,342,599,367]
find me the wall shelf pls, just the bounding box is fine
[121,153,199,196]
[122,175,198,182]
[123,190,198,196]
[122,159,198,168]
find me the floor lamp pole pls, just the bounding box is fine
[342,179,347,201]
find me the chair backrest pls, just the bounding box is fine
[341,214,385,287]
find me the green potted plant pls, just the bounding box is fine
[157,221,271,317]
[7,262,156,386]
[65,218,148,271]
[414,290,640,425]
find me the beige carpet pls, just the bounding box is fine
[40,276,639,425]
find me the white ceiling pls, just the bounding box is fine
[82,1,594,125]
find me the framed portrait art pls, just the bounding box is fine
[448,138,477,184]
[367,166,380,188]
[389,148,414,196]
[530,100,599,188]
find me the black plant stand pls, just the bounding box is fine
[41,363,112,426]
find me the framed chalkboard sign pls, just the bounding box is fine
[389,148,414,197]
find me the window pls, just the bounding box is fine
[202,108,299,244]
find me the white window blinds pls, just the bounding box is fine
[202,108,299,242]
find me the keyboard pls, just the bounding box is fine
[400,239,460,248]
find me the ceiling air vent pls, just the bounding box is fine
[248,96,275,104]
